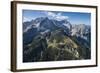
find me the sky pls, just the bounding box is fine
[23,10,91,25]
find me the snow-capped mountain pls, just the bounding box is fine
[23,17,46,32]
[23,17,91,62]
[71,24,91,41]
[23,17,73,45]
[23,17,72,33]
[23,17,90,43]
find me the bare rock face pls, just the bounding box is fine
[71,24,86,36]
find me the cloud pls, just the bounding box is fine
[23,17,34,22]
[44,11,68,21]
[47,12,56,17]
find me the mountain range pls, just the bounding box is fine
[23,17,91,62]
